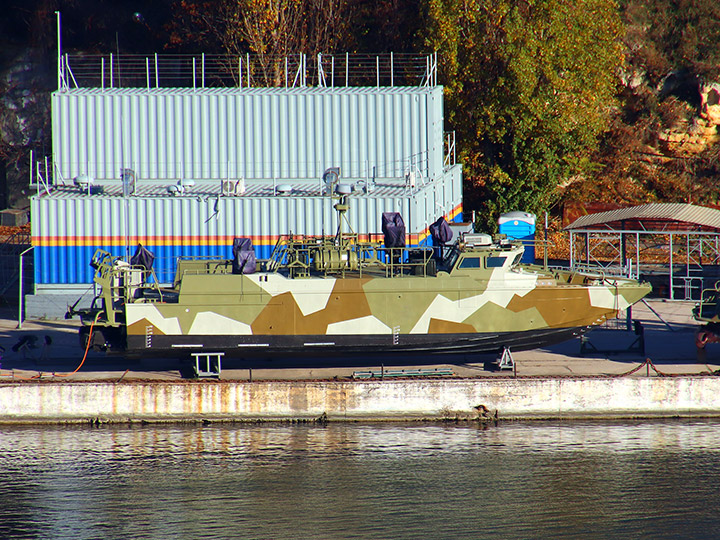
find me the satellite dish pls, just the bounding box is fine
[276,184,293,195]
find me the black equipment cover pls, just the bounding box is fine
[130,244,155,271]
[232,237,257,274]
[381,212,406,248]
[429,216,453,245]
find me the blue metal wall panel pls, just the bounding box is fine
[31,165,461,287]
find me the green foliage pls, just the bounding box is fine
[426,0,623,231]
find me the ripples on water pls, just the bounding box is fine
[1,420,719,539]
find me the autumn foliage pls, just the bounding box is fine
[2,0,720,220]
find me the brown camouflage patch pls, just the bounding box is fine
[427,318,476,334]
[127,318,164,336]
[507,287,611,327]
[251,278,372,334]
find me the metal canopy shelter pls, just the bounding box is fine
[564,203,720,300]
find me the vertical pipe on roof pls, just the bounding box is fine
[391,52,394,87]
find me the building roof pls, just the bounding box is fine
[564,203,720,233]
[36,177,419,200]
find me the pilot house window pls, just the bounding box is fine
[458,256,482,268]
[486,256,507,268]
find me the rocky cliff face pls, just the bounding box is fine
[658,84,720,155]
[0,47,53,209]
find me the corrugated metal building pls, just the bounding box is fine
[52,87,443,182]
[30,84,462,301]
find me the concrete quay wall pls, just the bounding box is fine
[1,376,720,423]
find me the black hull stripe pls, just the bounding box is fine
[128,327,590,359]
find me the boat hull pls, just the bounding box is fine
[123,325,590,360]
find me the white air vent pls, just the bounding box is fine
[73,174,94,188]
[222,179,246,196]
[463,233,493,247]
[335,183,352,195]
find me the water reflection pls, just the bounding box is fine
[1,421,719,539]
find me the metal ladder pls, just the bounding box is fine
[191,352,224,378]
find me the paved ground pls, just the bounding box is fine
[0,299,716,382]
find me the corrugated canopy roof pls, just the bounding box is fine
[564,203,720,232]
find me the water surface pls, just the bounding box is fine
[1,420,718,539]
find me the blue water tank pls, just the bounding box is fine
[498,211,536,263]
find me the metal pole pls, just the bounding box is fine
[18,247,34,329]
[586,232,590,266]
[376,56,379,88]
[669,233,674,300]
[390,52,394,87]
[544,212,548,268]
[55,11,62,90]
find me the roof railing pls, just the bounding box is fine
[57,52,439,91]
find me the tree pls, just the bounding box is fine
[169,0,352,86]
[425,0,623,230]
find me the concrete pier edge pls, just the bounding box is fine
[2,375,720,424]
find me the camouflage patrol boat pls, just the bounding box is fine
[71,196,651,365]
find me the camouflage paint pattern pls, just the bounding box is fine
[123,246,651,355]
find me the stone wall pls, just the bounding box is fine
[1,377,719,423]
